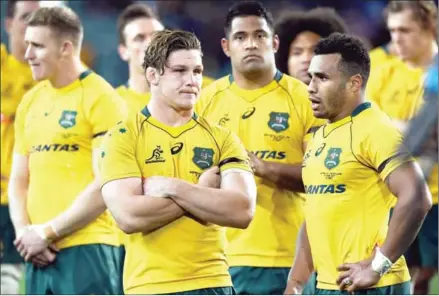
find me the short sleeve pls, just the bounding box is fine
[360,123,412,181]
[86,92,128,148]
[99,122,141,187]
[13,96,30,156]
[219,130,253,173]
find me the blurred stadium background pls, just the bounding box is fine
[1,0,437,294]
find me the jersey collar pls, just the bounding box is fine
[141,106,198,138]
[323,102,371,137]
[228,69,283,102]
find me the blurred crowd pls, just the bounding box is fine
[0,0,418,86]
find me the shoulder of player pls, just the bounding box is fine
[352,103,399,136]
[199,75,230,99]
[115,84,127,96]
[80,71,115,94]
[277,73,309,102]
[195,114,232,138]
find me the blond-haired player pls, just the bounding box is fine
[9,6,126,294]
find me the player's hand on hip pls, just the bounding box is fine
[247,151,267,178]
[284,279,304,295]
[198,166,221,188]
[336,258,380,293]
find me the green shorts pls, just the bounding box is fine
[314,281,411,295]
[25,244,124,294]
[229,266,289,295]
[302,272,318,295]
[405,204,438,268]
[163,286,234,295]
[0,205,23,264]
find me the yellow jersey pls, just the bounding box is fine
[202,75,216,88]
[366,58,438,204]
[99,106,252,294]
[1,44,36,205]
[14,70,126,249]
[302,102,411,289]
[369,43,397,74]
[196,71,325,268]
[116,85,151,117]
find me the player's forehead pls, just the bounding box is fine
[166,49,202,67]
[230,15,272,35]
[25,25,52,42]
[387,9,421,29]
[124,17,164,38]
[308,53,341,74]
[13,1,41,19]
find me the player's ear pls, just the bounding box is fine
[146,67,159,86]
[272,34,280,53]
[118,44,129,62]
[60,40,74,57]
[221,38,230,57]
[348,74,362,93]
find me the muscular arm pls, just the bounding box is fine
[257,162,304,192]
[169,170,256,229]
[380,161,432,262]
[251,141,309,192]
[8,154,31,235]
[102,177,184,234]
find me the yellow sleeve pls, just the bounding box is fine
[85,92,127,148]
[360,122,412,181]
[13,96,30,156]
[219,129,252,173]
[99,122,141,186]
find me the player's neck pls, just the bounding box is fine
[405,42,438,70]
[50,58,86,89]
[329,97,365,123]
[147,97,193,127]
[128,66,150,93]
[232,65,276,90]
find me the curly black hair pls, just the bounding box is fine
[314,33,371,88]
[275,7,348,75]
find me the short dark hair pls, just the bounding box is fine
[314,33,371,88]
[27,6,83,48]
[143,29,202,75]
[117,3,159,45]
[275,7,348,75]
[385,0,437,36]
[224,1,274,37]
[7,0,18,18]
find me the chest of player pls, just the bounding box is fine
[208,95,302,155]
[302,125,365,196]
[135,129,221,184]
[24,96,92,153]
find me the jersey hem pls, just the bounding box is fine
[125,275,232,294]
